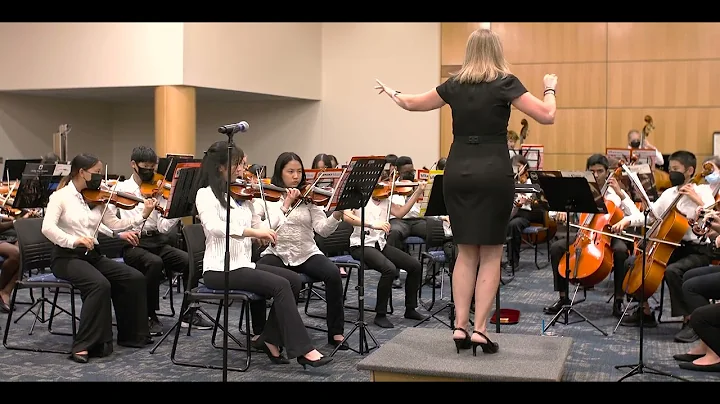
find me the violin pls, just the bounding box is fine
[298,183,334,206]
[558,163,626,287]
[81,188,164,213]
[229,181,283,202]
[372,179,422,199]
[622,162,713,300]
[139,173,171,199]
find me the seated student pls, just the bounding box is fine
[311,154,333,170]
[674,303,720,372]
[194,141,332,368]
[343,183,427,329]
[612,151,715,332]
[387,156,428,250]
[546,154,641,317]
[0,214,26,313]
[506,155,543,271]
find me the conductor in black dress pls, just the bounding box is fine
[375,28,558,355]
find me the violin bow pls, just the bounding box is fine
[385,169,398,224]
[1,171,17,208]
[87,165,119,256]
[254,166,274,231]
[285,168,327,218]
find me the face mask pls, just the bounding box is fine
[85,173,103,190]
[669,171,686,187]
[400,171,415,181]
[629,140,641,148]
[136,168,156,182]
[707,172,720,185]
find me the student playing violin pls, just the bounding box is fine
[194,142,332,368]
[108,146,212,336]
[253,152,347,349]
[342,179,427,328]
[506,155,542,271]
[545,154,642,318]
[42,154,156,364]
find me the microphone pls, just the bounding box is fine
[218,121,249,135]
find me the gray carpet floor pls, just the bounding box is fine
[0,245,718,382]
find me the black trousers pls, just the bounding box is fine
[51,246,149,354]
[690,303,720,355]
[623,244,710,312]
[682,265,720,315]
[506,210,532,266]
[350,242,422,314]
[387,218,427,250]
[549,236,630,295]
[256,254,344,337]
[122,235,189,318]
[203,264,313,359]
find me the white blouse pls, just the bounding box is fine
[195,186,265,273]
[42,181,144,249]
[349,198,390,251]
[255,197,342,266]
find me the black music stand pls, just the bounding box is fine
[535,174,608,336]
[12,164,63,211]
[329,156,386,356]
[149,165,205,355]
[614,207,688,382]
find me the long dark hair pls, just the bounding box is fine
[58,154,100,189]
[311,153,332,169]
[196,141,244,209]
[271,152,306,189]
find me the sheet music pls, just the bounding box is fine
[520,144,544,170]
[326,165,351,213]
[631,148,657,167]
[418,169,443,217]
[620,163,655,215]
[605,148,632,164]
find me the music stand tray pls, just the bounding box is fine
[330,156,386,356]
[533,173,608,336]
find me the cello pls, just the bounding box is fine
[622,162,713,299]
[640,115,672,193]
[557,164,626,287]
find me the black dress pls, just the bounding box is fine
[436,74,528,245]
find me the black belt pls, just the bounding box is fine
[141,230,161,237]
[456,135,505,145]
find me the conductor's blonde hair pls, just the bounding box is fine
[454,29,512,84]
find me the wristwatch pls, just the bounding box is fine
[392,90,402,97]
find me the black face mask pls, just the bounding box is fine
[629,140,641,148]
[136,167,156,182]
[86,173,103,190]
[400,171,415,181]
[669,171,686,187]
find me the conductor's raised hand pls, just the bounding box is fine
[543,74,558,90]
[374,79,392,96]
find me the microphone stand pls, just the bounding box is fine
[222,135,234,383]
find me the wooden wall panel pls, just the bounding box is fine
[606,108,720,158]
[511,62,606,108]
[441,23,483,65]
[608,23,720,61]
[493,23,607,64]
[607,60,720,108]
[439,23,720,170]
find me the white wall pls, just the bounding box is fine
[320,23,441,167]
[0,23,443,175]
[183,23,322,100]
[0,23,184,91]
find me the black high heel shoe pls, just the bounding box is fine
[471,330,499,356]
[251,339,290,364]
[297,355,333,369]
[453,328,471,353]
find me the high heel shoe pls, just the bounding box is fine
[297,355,333,369]
[251,339,290,364]
[453,328,471,353]
[68,352,89,364]
[471,330,499,356]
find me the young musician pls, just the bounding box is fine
[194,141,332,368]
[627,129,664,167]
[545,154,641,317]
[253,152,347,349]
[311,154,333,170]
[343,182,427,328]
[387,156,428,250]
[328,155,339,168]
[109,146,211,336]
[612,151,715,332]
[42,154,155,363]
[506,155,542,270]
[0,214,22,312]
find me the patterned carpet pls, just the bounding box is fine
[0,244,718,382]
